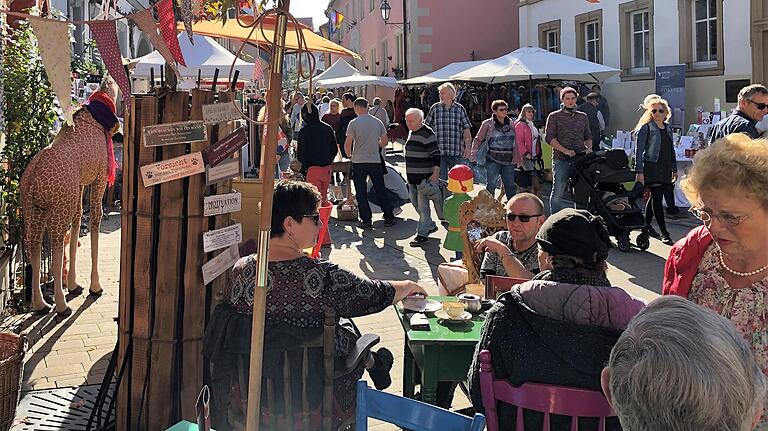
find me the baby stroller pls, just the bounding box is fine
[570,149,649,252]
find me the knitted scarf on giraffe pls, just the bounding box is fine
[20,75,121,316]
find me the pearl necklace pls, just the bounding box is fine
[718,249,768,277]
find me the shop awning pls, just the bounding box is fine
[180,15,360,59]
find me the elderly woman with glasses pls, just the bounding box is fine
[470,99,519,200]
[663,133,768,427]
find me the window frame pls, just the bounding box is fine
[575,10,603,64]
[381,39,388,75]
[538,19,561,54]
[395,32,404,69]
[619,0,655,81]
[678,0,724,77]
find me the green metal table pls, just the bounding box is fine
[394,296,485,405]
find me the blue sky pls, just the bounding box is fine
[289,0,331,30]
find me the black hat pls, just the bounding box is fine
[536,209,612,267]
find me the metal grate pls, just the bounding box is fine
[13,383,115,431]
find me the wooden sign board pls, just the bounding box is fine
[206,156,242,186]
[140,152,205,187]
[203,192,242,217]
[202,244,240,285]
[202,223,242,253]
[143,120,208,147]
[203,127,248,168]
[202,101,242,124]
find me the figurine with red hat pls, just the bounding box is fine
[443,164,474,258]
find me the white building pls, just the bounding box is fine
[518,0,761,133]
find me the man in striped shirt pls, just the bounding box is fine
[404,108,441,246]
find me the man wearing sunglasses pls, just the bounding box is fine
[709,84,768,143]
[474,193,546,279]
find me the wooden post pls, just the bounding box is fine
[245,1,291,429]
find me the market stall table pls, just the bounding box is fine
[394,296,485,405]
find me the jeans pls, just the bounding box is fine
[409,182,437,237]
[645,183,673,234]
[275,151,291,179]
[352,163,394,223]
[484,161,516,200]
[439,155,464,181]
[550,158,577,214]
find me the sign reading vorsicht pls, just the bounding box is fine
[140,152,206,187]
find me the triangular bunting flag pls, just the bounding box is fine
[157,0,186,66]
[252,56,265,83]
[90,20,131,109]
[129,9,181,81]
[29,18,74,125]
[179,0,194,44]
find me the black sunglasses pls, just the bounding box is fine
[652,108,665,114]
[301,213,321,226]
[748,99,768,110]
[506,213,542,222]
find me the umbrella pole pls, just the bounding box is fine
[245,1,291,430]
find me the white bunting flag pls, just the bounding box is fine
[29,18,74,125]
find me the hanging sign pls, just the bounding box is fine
[205,156,242,185]
[202,244,240,285]
[203,223,242,253]
[202,102,243,124]
[140,152,205,187]
[203,127,248,167]
[143,120,208,147]
[203,192,242,217]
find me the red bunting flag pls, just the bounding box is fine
[129,8,181,80]
[156,0,186,66]
[252,56,265,83]
[89,20,131,108]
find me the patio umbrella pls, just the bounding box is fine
[398,60,487,85]
[317,74,399,88]
[299,58,360,88]
[450,47,620,83]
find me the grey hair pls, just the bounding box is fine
[405,107,424,122]
[738,84,768,102]
[438,82,456,97]
[606,296,766,431]
[373,97,382,106]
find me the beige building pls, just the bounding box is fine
[519,0,768,134]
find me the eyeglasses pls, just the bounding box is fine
[689,207,750,227]
[506,213,542,222]
[651,108,665,114]
[747,99,768,110]
[301,213,322,226]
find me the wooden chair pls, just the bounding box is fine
[355,380,486,431]
[479,350,616,431]
[459,190,507,285]
[485,275,530,300]
[227,308,380,431]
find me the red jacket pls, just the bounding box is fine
[662,225,713,297]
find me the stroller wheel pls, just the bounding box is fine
[617,235,632,252]
[636,232,650,251]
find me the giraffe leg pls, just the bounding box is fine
[50,232,70,314]
[66,217,82,292]
[89,180,106,295]
[29,244,51,312]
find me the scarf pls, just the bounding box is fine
[533,267,611,287]
[83,92,119,187]
[525,120,540,157]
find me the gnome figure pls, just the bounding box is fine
[443,164,474,260]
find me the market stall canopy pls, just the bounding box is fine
[449,47,620,83]
[182,15,360,59]
[398,60,487,85]
[299,58,360,88]
[316,74,399,89]
[132,33,255,79]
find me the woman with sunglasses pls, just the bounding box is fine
[205,181,426,429]
[470,99,519,200]
[663,134,768,427]
[634,96,676,245]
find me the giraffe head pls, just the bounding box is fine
[99,74,120,105]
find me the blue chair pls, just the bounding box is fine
[355,380,486,431]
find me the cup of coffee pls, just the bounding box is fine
[442,301,466,318]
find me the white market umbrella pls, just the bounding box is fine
[398,60,487,85]
[300,58,360,88]
[450,47,620,83]
[132,33,255,79]
[317,74,399,88]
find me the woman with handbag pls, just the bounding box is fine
[470,99,519,200]
[514,103,543,197]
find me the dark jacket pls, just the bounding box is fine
[709,110,761,143]
[577,102,602,149]
[663,225,713,298]
[596,95,610,127]
[297,104,338,173]
[634,121,676,172]
[337,107,357,156]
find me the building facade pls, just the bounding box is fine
[327,0,519,79]
[519,0,761,133]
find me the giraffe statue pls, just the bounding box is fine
[20,75,121,316]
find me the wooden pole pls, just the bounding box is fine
[245,1,290,430]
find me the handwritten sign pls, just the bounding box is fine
[203,127,248,167]
[202,101,242,124]
[143,120,208,147]
[202,244,240,285]
[206,156,241,185]
[140,152,205,187]
[203,223,242,253]
[203,192,242,217]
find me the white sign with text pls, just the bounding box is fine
[203,192,242,217]
[202,223,242,253]
[201,244,240,285]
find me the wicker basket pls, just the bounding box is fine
[336,202,359,221]
[0,332,26,431]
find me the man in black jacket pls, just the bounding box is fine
[578,92,604,151]
[297,103,338,205]
[337,92,357,158]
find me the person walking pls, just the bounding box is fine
[289,92,306,141]
[514,103,543,197]
[322,99,342,134]
[578,92,604,151]
[344,98,395,229]
[635,96,676,245]
[470,99,519,201]
[403,108,441,246]
[318,95,331,118]
[709,84,768,142]
[338,92,357,159]
[544,87,592,214]
[297,103,338,205]
[591,84,610,128]
[425,82,473,181]
[369,97,390,127]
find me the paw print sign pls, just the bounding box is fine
[140,151,206,187]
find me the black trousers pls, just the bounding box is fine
[645,183,673,235]
[352,163,394,223]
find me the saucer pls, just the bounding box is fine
[434,310,473,323]
[402,298,442,313]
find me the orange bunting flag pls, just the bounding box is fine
[29,17,74,125]
[157,0,186,66]
[130,8,181,80]
[89,20,131,108]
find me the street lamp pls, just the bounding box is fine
[379,0,408,78]
[380,0,391,23]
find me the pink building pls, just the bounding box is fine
[326,0,519,79]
